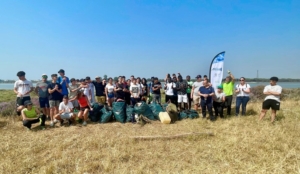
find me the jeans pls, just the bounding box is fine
[201,100,215,120]
[131,97,140,106]
[225,95,233,115]
[23,115,46,129]
[152,94,161,104]
[213,101,224,118]
[235,96,250,116]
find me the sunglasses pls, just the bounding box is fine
[240,79,245,81]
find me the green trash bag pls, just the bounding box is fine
[149,102,163,120]
[179,111,188,120]
[112,102,126,123]
[162,103,168,112]
[100,107,112,123]
[126,106,135,122]
[187,109,199,119]
[134,102,155,120]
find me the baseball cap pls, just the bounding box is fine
[42,74,48,79]
[86,76,91,80]
[270,77,279,82]
[24,100,33,106]
[95,76,100,79]
[217,85,223,89]
[51,74,58,77]
[17,71,25,77]
[58,69,65,73]
[196,75,202,78]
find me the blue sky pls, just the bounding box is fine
[0,0,299,80]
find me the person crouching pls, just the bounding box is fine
[54,95,76,126]
[21,100,46,130]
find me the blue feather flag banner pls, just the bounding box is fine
[209,52,225,90]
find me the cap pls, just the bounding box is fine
[270,77,279,82]
[42,74,48,79]
[24,100,33,106]
[85,76,91,80]
[196,75,202,78]
[95,76,100,79]
[217,85,223,89]
[17,71,25,77]
[58,69,65,73]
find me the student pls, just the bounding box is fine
[164,77,176,103]
[105,78,115,107]
[222,72,235,115]
[54,95,76,126]
[57,69,70,98]
[136,77,143,100]
[147,77,155,104]
[21,100,46,130]
[85,76,96,104]
[48,74,62,126]
[75,90,93,126]
[176,75,188,110]
[141,78,148,102]
[122,76,131,105]
[235,77,251,116]
[80,79,90,101]
[35,74,50,118]
[259,77,282,123]
[14,71,34,116]
[186,75,193,109]
[130,78,140,106]
[191,75,203,111]
[68,78,81,110]
[213,85,225,118]
[151,77,162,104]
[198,79,215,121]
[115,77,126,102]
[172,77,178,107]
[92,77,106,105]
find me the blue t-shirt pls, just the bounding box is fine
[199,86,215,103]
[57,76,70,95]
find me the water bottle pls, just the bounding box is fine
[227,70,231,75]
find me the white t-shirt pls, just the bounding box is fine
[236,83,251,97]
[165,82,176,96]
[106,84,115,93]
[130,84,140,98]
[138,84,143,95]
[14,79,33,97]
[192,81,203,96]
[214,92,225,102]
[263,85,282,102]
[59,101,74,113]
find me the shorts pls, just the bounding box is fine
[178,94,188,103]
[80,106,90,111]
[262,99,280,110]
[49,100,60,107]
[16,96,31,106]
[71,100,79,107]
[39,97,50,108]
[193,95,200,105]
[60,113,74,119]
[96,96,106,104]
[107,93,114,99]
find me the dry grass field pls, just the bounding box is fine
[0,99,300,173]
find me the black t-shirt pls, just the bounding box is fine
[142,83,148,96]
[47,83,62,100]
[152,82,161,95]
[92,81,106,96]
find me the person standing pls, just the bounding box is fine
[259,77,282,123]
[191,75,203,111]
[176,75,188,111]
[130,78,140,106]
[235,77,251,116]
[85,76,96,104]
[93,76,106,105]
[172,77,178,107]
[48,74,62,126]
[222,72,235,116]
[164,77,176,104]
[14,71,34,116]
[147,77,154,104]
[186,75,193,109]
[35,74,50,119]
[213,85,225,118]
[57,69,70,100]
[141,78,148,102]
[151,77,162,104]
[198,79,215,121]
[69,78,81,110]
[105,78,115,107]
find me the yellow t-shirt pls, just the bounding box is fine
[223,82,234,96]
[23,106,37,118]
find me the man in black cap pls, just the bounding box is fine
[259,77,282,123]
[57,69,70,97]
[14,71,34,115]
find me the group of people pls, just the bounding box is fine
[13,69,282,130]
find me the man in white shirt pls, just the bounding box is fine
[14,71,34,116]
[54,95,76,126]
[164,77,176,104]
[259,77,282,123]
[191,75,203,111]
[130,78,140,106]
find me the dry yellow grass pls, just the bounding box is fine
[0,100,300,174]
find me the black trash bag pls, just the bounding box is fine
[149,102,163,120]
[100,107,113,123]
[89,103,104,122]
[112,101,126,123]
[126,105,135,123]
[134,102,155,120]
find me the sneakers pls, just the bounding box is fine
[60,120,64,126]
[50,121,54,127]
[82,121,87,126]
[40,126,45,130]
[26,127,31,131]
